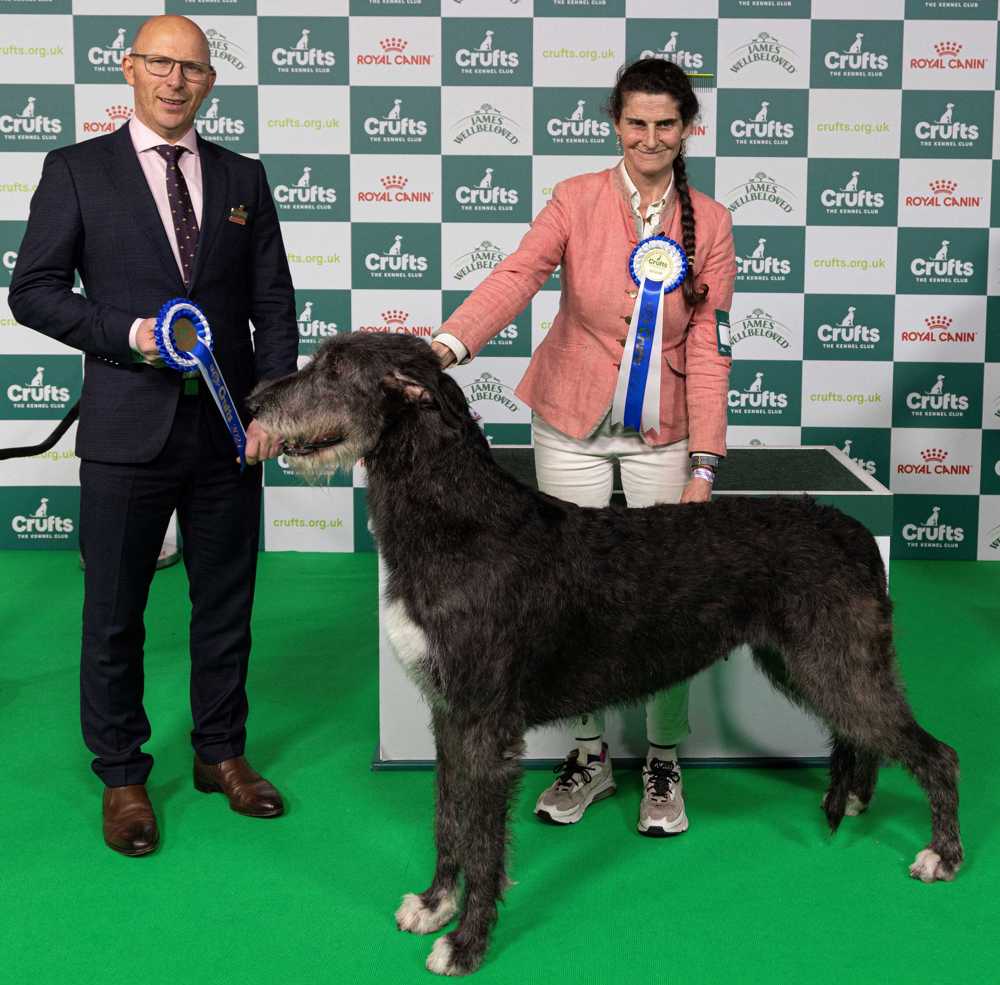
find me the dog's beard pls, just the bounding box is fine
[281,435,364,484]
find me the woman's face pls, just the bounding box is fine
[613,91,691,185]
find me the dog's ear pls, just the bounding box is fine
[382,370,434,405]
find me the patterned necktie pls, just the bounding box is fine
[153,144,200,287]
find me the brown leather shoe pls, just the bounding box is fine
[193,755,284,818]
[102,784,159,857]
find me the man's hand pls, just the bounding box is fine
[134,318,165,367]
[679,476,713,504]
[244,418,283,466]
[431,340,456,368]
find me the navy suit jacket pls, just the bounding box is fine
[9,123,298,463]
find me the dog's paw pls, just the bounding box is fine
[396,891,459,935]
[426,935,481,977]
[909,848,958,883]
[820,791,869,817]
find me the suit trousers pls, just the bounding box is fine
[531,412,691,749]
[79,389,263,787]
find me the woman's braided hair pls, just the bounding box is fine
[608,58,708,307]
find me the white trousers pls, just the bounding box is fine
[531,413,691,748]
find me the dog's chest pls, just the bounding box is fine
[384,597,433,684]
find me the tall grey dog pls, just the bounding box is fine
[248,332,962,977]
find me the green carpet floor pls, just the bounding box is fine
[2,553,997,984]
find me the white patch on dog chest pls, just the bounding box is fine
[384,597,429,672]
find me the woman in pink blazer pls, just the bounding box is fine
[434,58,735,838]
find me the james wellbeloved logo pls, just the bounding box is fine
[734,227,803,293]
[897,228,987,294]
[804,296,893,361]
[443,157,530,223]
[717,91,808,156]
[462,372,521,421]
[452,241,508,282]
[259,18,347,85]
[725,171,797,217]
[443,20,532,85]
[264,156,349,221]
[727,31,800,76]
[352,223,439,289]
[1,356,80,419]
[626,20,717,74]
[811,21,902,88]
[902,92,992,158]
[351,87,439,154]
[450,102,521,148]
[194,88,257,152]
[726,362,801,426]
[205,28,249,73]
[807,160,896,225]
[356,308,436,338]
[0,86,73,148]
[0,489,78,549]
[892,363,982,428]
[729,308,793,352]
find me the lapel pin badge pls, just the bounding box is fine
[228,204,248,226]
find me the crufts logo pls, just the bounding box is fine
[546,98,611,141]
[914,102,980,144]
[824,32,889,73]
[454,29,520,72]
[905,372,969,414]
[364,98,428,142]
[640,30,704,69]
[10,497,74,538]
[729,100,795,143]
[88,27,129,70]
[296,300,338,340]
[195,97,246,138]
[839,438,876,475]
[736,237,791,277]
[820,168,884,211]
[901,505,964,545]
[727,371,789,411]
[455,168,519,209]
[0,95,63,138]
[274,166,337,207]
[817,305,880,346]
[909,240,974,279]
[271,28,336,70]
[364,234,428,275]
[6,366,71,406]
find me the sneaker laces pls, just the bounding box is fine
[552,750,599,792]
[644,759,680,802]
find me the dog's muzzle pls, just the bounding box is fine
[280,435,344,457]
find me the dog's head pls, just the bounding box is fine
[247,332,475,479]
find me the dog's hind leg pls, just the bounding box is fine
[782,644,962,882]
[822,738,878,824]
[425,717,524,977]
[397,708,463,936]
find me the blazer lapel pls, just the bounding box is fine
[189,136,228,293]
[108,125,185,293]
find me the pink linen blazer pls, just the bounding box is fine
[440,166,736,454]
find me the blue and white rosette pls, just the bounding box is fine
[154,298,248,470]
[611,235,687,434]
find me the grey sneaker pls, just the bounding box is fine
[535,745,616,825]
[637,758,688,837]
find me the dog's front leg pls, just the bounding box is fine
[425,718,523,977]
[396,708,462,936]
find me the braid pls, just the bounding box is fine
[672,153,708,307]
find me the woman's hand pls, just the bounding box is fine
[431,340,456,368]
[680,476,713,503]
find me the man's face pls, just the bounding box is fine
[122,18,215,142]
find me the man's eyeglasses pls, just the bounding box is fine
[130,53,215,84]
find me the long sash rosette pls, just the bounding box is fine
[154,298,248,470]
[611,235,688,434]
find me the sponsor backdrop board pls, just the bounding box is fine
[0,2,998,561]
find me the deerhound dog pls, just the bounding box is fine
[248,332,961,977]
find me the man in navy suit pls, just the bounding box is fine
[9,15,298,856]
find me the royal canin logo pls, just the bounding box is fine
[920,448,948,463]
[355,174,432,204]
[357,309,435,337]
[897,448,972,477]
[899,314,977,345]
[909,41,987,71]
[82,104,132,135]
[356,36,432,66]
[904,178,981,209]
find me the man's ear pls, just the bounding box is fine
[382,370,433,404]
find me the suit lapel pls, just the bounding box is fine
[108,125,185,293]
[189,136,227,293]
